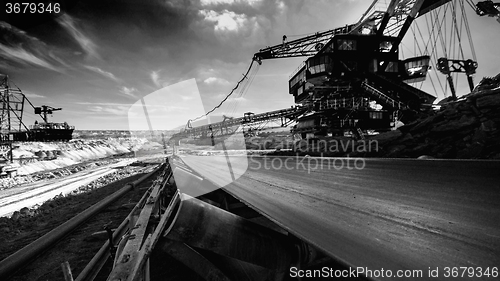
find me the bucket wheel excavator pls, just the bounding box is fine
[175,0,480,142]
[254,0,478,138]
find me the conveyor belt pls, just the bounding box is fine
[180,155,500,280]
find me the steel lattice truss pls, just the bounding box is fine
[357,0,423,37]
[191,0,455,139]
[254,0,452,61]
[253,25,357,60]
[0,75,26,138]
[171,106,307,140]
[0,74,26,162]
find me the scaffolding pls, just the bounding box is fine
[0,75,26,162]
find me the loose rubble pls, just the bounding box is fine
[365,73,500,158]
[271,73,500,159]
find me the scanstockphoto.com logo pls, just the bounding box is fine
[127,79,248,197]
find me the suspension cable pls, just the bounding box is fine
[187,59,257,126]
[413,21,439,94]
[461,0,477,61]
[223,60,259,116]
[229,62,259,116]
[439,6,448,58]
[428,8,447,96]
[465,0,477,11]
[451,0,466,60]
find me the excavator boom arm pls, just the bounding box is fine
[253,0,452,62]
[253,24,356,60]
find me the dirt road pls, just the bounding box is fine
[0,159,135,217]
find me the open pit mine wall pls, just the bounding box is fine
[8,138,147,175]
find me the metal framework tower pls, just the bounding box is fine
[0,75,26,162]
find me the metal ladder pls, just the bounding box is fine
[360,81,406,110]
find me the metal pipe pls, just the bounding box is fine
[158,239,232,281]
[76,164,169,281]
[61,261,75,281]
[75,217,130,281]
[0,164,162,280]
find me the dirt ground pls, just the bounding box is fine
[0,166,159,281]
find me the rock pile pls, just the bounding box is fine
[364,73,500,158]
[274,73,500,159]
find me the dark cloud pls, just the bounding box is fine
[0,0,314,83]
[52,0,213,69]
[0,0,378,130]
[0,1,83,50]
[0,22,66,72]
[66,0,202,38]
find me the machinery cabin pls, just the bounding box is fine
[288,33,436,137]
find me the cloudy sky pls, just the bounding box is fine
[1,0,498,130]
